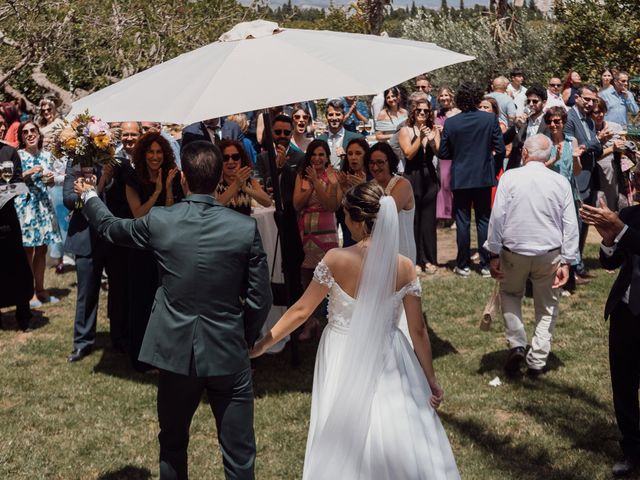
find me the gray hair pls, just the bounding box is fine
[523,134,552,163]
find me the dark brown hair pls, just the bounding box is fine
[342,181,384,234]
[18,121,43,150]
[132,131,176,184]
[219,139,251,169]
[543,106,568,125]
[181,141,222,194]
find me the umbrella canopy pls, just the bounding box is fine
[70,20,474,124]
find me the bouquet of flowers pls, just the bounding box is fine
[51,111,120,206]
[52,111,119,170]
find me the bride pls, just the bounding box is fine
[251,182,459,479]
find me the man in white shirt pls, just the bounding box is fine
[507,68,528,113]
[544,77,567,112]
[486,134,579,376]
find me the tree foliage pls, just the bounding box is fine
[553,0,640,82]
[0,0,252,111]
[402,9,558,89]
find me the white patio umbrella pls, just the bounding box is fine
[70,20,474,123]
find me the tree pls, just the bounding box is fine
[0,0,252,113]
[554,0,640,81]
[351,0,392,35]
[459,0,465,10]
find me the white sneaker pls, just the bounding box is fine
[480,267,491,278]
[453,266,470,277]
[62,255,76,266]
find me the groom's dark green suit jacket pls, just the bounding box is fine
[83,193,272,376]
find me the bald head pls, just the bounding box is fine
[121,121,141,155]
[492,76,509,92]
[522,134,552,164]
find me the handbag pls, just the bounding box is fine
[480,281,500,331]
[270,234,289,306]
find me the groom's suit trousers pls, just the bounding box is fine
[158,367,255,480]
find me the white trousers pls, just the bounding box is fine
[499,249,561,370]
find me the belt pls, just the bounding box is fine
[502,246,561,254]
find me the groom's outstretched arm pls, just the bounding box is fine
[243,224,272,347]
[83,195,151,250]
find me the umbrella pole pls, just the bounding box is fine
[261,109,300,368]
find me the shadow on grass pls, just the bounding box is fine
[428,323,458,359]
[92,333,158,386]
[0,308,49,331]
[477,350,564,375]
[97,465,152,480]
[48,286,72,300]
[441,412,599,480]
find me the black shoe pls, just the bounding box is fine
[67,347,92,363]
[612,456,637,477]
[504,346,526,374]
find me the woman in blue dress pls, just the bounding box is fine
[15,121,61,307]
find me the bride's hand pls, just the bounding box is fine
[429,380,444,409]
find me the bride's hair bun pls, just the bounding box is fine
[342,182,384,234]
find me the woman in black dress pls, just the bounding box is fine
[125,132,182,371]
[215,139,271,215]
[0,140,34,330]
[398,99,441,275]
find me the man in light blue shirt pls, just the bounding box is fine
[600,71,639,126]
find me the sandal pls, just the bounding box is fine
[424,263,438,275]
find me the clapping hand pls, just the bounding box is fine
[154,167,163,195]
[597,127,614,143]
[579,198,625,245]
[236,166,252,189]
[573,144,586,158]
[165,168,178,192]
[336,171,349,190]
[347,171,366,187]
[305,165,319,184]
[275,144,288,168]
[325,166,339,185]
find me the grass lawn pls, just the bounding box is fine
[0,238,624,480]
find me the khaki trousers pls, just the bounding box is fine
[499,249,561,370]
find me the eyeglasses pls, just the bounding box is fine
[415,108,430,114]
[416,85,429,90]
[547,118,563,125]
[617,79,629,84]
[41,107,52,113]
[22,128,38,135]
[273,129,292,136]
[526,99,540,104]
[549,83,561,87]
[293,114,309,121]
[223,153,241,161]
[368,160,387,167]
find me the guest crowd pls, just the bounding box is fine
[1,66,640,474]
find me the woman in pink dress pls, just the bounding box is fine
[433,87,460,222]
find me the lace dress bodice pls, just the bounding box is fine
[313,260,421,332]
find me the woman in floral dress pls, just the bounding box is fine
[15,120,61,307]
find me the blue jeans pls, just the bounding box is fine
[453,187,492,270]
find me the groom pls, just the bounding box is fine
[74,141,271,480]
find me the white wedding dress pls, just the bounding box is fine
[302,260,460,480]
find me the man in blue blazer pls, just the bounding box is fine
[317,98,362,170]
[438,83,506,276]
[564,85,604,279]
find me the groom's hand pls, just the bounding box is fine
[73,176,96,195]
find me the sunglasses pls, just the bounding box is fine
[223,153,241,161]
[41,108,52,113]
[22,128,38,135]
[293,114,309,121]
[416,85,429,90]
[368,160,387,167]
[526,99,540,104]
[547,118,563,125]
[549,83,561,87]
[273,129,292,136]
[416,108,430,114]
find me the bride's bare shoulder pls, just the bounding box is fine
[397,255,416,288]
